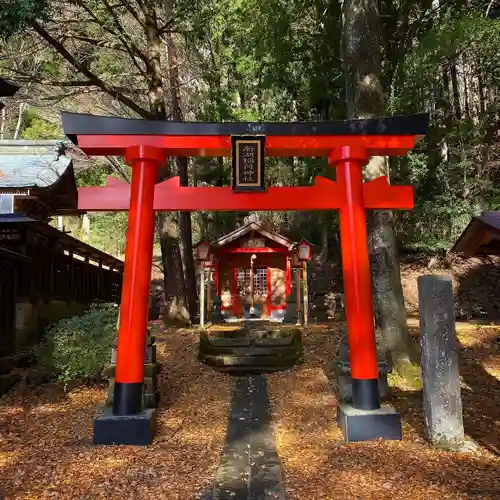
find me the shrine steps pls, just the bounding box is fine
[198,327,303,374]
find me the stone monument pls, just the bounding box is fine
[418,274,465,449]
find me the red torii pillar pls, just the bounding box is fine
[330,146,380,411]
[113,145,164,416]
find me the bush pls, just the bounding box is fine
[33,303,119,383]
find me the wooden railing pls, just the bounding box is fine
[25,246,122,304]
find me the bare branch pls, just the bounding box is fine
[105,156,131,182]
[100,0,150,76]
[31,22,153,119]
[71,0,149,74]
[115,0,145,27]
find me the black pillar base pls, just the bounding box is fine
[93,407,156,446]
[337,403,402,442]
[113,381,143,415]
[352,378,380,410]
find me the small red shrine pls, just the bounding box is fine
[197,218,305,320]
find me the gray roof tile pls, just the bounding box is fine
[0,140,72,189]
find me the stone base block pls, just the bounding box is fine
[93,407,156,446]
[337,403,402,442]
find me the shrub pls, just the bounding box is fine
[33,302,119,383]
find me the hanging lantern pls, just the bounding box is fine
[195,241,210,261]
[297,238,312,261]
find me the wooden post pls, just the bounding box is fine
[84,256,90,302]
[296,267,302,323]
[206,265,212,322]
[200,263,206,328]
[250,254,256,315]
[303,261,309,326]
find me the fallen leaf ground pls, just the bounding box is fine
[2,320,500,499]
[268,321,500,499]
[0,324,231,500]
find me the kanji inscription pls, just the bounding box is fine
[231,135,265,192]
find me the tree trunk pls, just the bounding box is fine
[341,0,417,372]
[144,8,191,324]
[13,102,25,139]
[451,62,462,121]
[164,0,197,322]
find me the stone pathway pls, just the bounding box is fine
[211,375,288,500]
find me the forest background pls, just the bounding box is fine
[0,0,499,344]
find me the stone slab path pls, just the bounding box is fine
[210,375,288,500]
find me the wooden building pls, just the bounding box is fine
[451,212,500,257]
[199,220,308,321]
[0,140,123,374]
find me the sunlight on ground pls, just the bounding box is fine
[268,321,500,499]
[0,326,231,500]
[2,321,500,499]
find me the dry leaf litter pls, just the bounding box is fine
[0,324,231,499]
[2,321,500,499]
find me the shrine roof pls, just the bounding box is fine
[211,221,296,250]
[62,112,429,139]
[0,140,79,216]
[451,212,500,256]
[0,140,72,189]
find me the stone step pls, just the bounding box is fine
[255,336,294,346]
[207,337,252,347]
[202,345,298,357]
[202,354,301,371]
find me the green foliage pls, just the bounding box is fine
[87,212,128,256]
[76,163,115,188]
[0,0,49,39]
[386,8,500,251]
[21,109,62,139]
[2,0,500,256]
[33,303,118,383]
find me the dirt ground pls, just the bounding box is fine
[2,320,500,499]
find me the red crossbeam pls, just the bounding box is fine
[78,175,413,212]
[75,134,418,158]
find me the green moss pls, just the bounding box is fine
[388,362,422,390]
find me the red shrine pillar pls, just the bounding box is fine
[329,146,380,410]
[113,145,164,415]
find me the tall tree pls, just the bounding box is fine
[1,0,197,323]
[163,0,197,322]
[341,0,416,372]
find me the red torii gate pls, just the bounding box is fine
[61,111,429,445]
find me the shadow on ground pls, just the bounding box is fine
[0,325,230,500]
